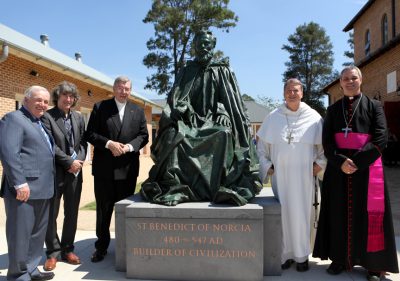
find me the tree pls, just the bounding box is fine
[282,22,336,116]
[241,94,254,101]
[143,0,238,95]
[343,32,354,66]
[257,96,280,112]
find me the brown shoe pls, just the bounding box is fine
[43,257,57,271]
[62,252,81,265]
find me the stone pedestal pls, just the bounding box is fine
[252,189,282,276]
[115,188,281,280]
[115,196,136,272]
[127,203,263,281]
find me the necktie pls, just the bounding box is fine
[64,116,76,157]
[37,120,53,152]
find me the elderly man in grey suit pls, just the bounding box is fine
[41,81,87,271]
[0,86,55,281]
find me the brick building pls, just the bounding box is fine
[324,0,400,138]
[0,23,160,176]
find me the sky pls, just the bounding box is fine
[0,0,368,103]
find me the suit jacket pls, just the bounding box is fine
[41,108,87,186]
[0,107,55,199]
[85,98,149,180]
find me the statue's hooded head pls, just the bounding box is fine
[193,30,216,66]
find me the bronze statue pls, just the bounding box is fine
[141,30,262,206]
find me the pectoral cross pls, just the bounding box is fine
[342,127,352,138]
[286,132,294,144]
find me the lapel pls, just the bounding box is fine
[52,109,69,139]
[109,99,122,133]
[51,108,75,150]
[42,123,56,155]
[20,107,54,155]
[120,102,133,133]
[70,111,80,148]
[20,107,45,139]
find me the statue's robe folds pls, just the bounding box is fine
[141,60,262,206]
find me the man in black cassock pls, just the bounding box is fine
[141,30,261,206]
[313,66,398,281]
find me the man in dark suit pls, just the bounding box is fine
[0,86,55,281]
[85,76,149,262]
[41,81,87,271]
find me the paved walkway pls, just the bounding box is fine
[0,157,399,281]
[0,229,398,281]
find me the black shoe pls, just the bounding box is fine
[31,271,55,281]
[91,249,107,263]
[281,259,294,270]
[327,262,344,275]
[367,271,382,281]
[296,260,309,272]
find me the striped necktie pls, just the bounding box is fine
[37,120,53,151]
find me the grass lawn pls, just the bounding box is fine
[80,201,96,211]
[80,182,142,211]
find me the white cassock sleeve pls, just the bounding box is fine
[256,138,273,184]
[313,143,327,181]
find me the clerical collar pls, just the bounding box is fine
[345,93,362,101]
[114,98,127,122]
[114,98,127,107]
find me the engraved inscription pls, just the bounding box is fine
[132,221,257,260]
[132,248,256,258]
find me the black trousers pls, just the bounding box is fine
[94,176,137,251]
[45,173,82,258]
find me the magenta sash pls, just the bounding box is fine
[335,132,385,252]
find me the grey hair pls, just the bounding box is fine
[51,81,80,107]
[113,76,132,88]
[23,85,49,105]
[284,78,304,91]
[340,65,362,80]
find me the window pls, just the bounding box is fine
[387,71,397,94]
[15,93,24,109]
[365,29,371,56]
[382,14,388,46]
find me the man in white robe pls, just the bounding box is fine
[257,78,326,272]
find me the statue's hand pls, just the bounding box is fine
[171,101,191,121]
[171,103,188,121]
[216,114,231,128]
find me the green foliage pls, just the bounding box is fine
[143,0,238,95]
[343,32,354,66]
[241,94,254,101]
[282,22,336,116]
[80,201,96,211]
[257,96,280,112]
